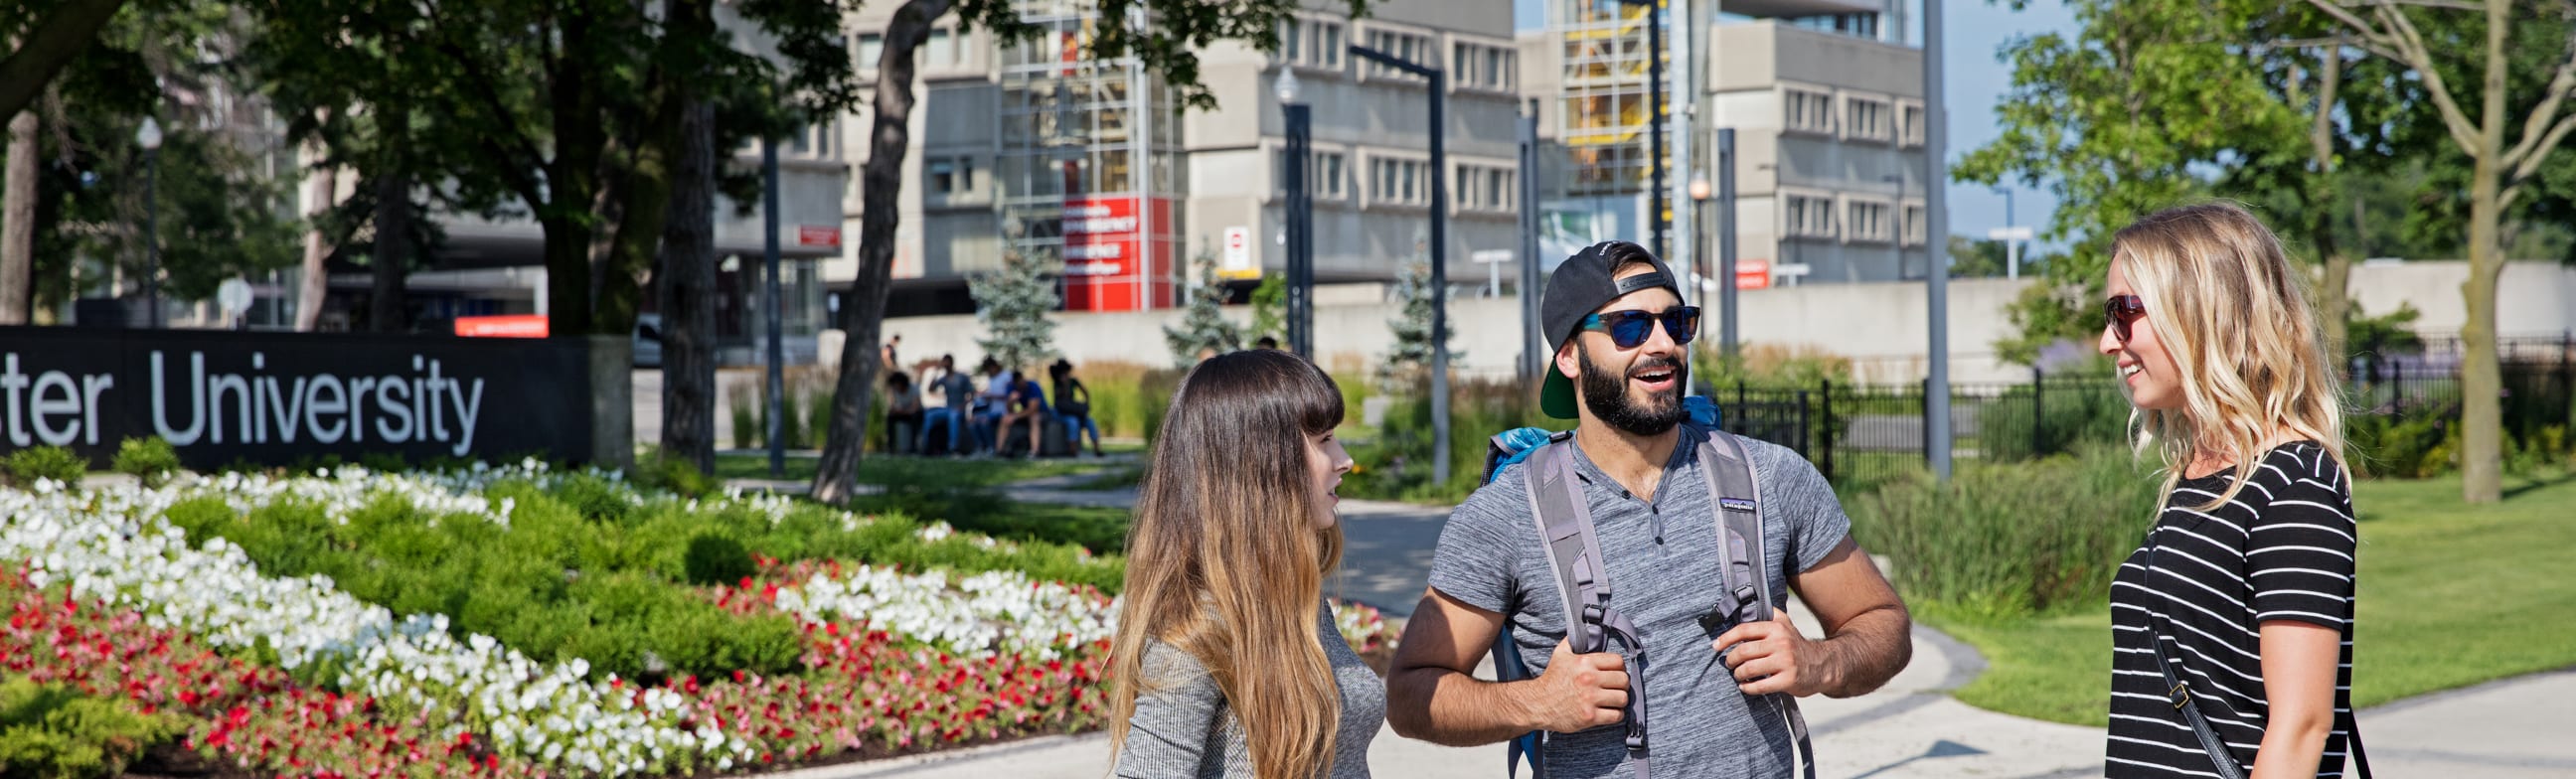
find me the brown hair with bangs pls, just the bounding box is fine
[1107,349,1348,779]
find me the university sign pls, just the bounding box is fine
[0,327,593,468]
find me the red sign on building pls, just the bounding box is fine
[1060,196,1174,312]
[797,225,842,247]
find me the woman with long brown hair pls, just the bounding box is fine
[1108,349,1380,778]
[2099,203,2368,778]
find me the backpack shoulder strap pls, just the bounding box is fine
[1694,427,1816,779]
[1694,428,1775,622]
[1520,438,1614,654]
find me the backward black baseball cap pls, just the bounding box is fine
[1539,240,1686,419]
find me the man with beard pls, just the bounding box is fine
[1384,240,1911,778]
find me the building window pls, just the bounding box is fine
[928,157,976,195]
[1369,156,1431,207]
[1453,164,1516,213]
[1846,200,1892,243]
[857,34,884,70]
[1450,41,1517,91]
[1902,203,1926,246]
[1365,28,1432,80]
[1275,148,1351,201]
[1846,96,1891,142]
[1898,101,1925,147]
[1278,17,1346,70]
[1319,152,1348,200]
[1786,195,1836,238]
[1786,88,1835,135]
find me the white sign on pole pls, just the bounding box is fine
[216,278,254,315]
[1986,227,2034,240]
[1218,227,1258,279]
[1470,249,1514,264]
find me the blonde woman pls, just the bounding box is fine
[1108,349,1381,778]
[2099,203,2369,779]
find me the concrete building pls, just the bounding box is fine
[1522,0,1930,288]
[838,0,1527,318]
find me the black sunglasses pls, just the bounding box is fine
[2105,294,2147,343]
[1579,306,1701,349]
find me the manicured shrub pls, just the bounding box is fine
[2,445,86,489]
[0,678,190,779]
[109,437,183,488]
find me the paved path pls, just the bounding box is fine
[747,469,2576,778]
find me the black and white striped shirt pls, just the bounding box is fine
[2107,441,2358,778]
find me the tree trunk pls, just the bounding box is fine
[369,165,411,333]
[2458,0,2509,504]
[812,0,954,504]
[662,97,718,474]
[1,107,35,324]
[2305,46,2350,367]
[545,14,603,338]
[293,133,336,331]
[656,0,719,474]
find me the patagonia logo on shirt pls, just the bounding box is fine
[1720,498,1758,514]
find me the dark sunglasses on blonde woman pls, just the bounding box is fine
[2105,295,2147,343]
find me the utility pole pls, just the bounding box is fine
[1520,99,1543,383]
[763,138,785,478]
[1924,0,1954,480]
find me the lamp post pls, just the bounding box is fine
[1883,173,1907,277]
[1347,42,1452,485]
[1713,127,1736,361]
[1615,0,1667,258]
[1279,69,1314,359]
[763,136,784,478]
[1689,173,1711,349]
[1993,185,2019,279]
[1518,98,1542,383]
[136,116,162,328]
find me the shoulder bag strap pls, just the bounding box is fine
[2143,533,2250,779]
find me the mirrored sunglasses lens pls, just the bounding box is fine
[1610,315,1655,348]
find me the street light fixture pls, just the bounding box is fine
[1278,69,1315,358]
[135,116,162,329]
[1346,42,1454,485]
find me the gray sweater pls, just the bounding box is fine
[1112,601,1384,778]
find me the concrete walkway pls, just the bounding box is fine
[751,469,2576,778]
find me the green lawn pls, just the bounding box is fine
[712,452,1102,488]
[712,453,1135,553]
[1932,468,2576,726]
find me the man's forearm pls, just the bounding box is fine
[1812,604,1912,698]
[1385,667,1545,746]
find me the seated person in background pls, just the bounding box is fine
[972,358,1011,455]
[1000,368,1053,457]
[884,371,924,453]
[1050,359,1104,458]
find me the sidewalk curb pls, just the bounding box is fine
[725,733,1107,779]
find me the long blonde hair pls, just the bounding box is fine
[2112,202,2345,510]
[1108,350,1347,779]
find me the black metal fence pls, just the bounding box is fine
[1709,334,2576,492]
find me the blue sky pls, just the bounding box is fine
[1513,0,2082,246]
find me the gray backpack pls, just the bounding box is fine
[1484,427,1815,779]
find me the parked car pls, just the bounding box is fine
[634,314,664,368]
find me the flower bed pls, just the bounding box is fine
[0,464,1403,777]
